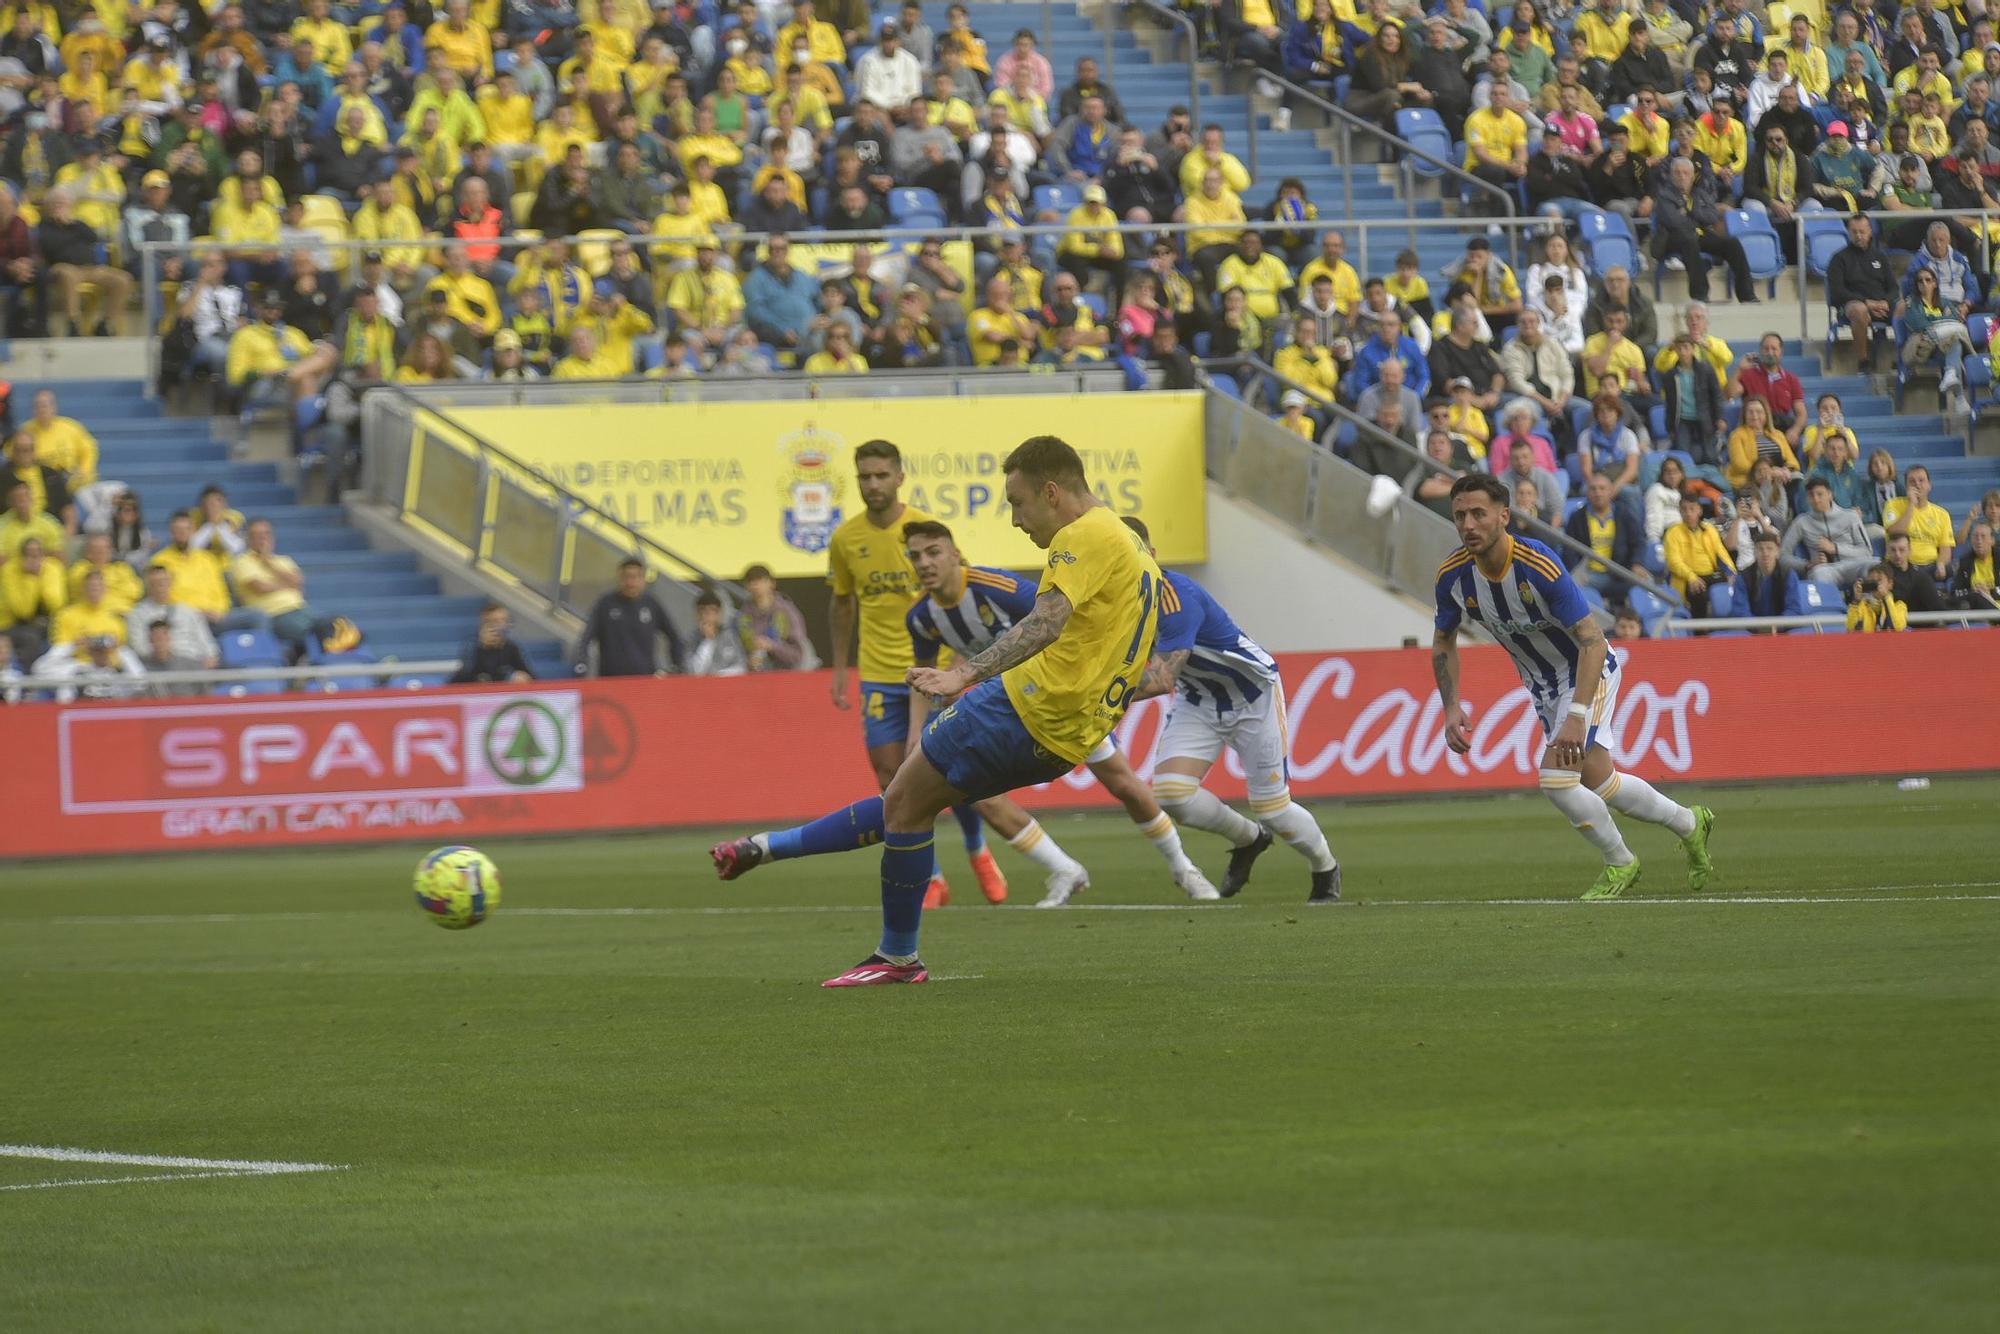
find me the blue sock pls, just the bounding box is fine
[879,830,933,959]
[951,803,986,853]
[766,797,885,861]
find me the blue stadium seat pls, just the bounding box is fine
[886,187,941,220]
[1707,580,1736,618]
[1626,584,1678,635]
[1394,108,1452,177]
[1574,208,1637,275]
[1728,208,1785,298]
[220,628,286,669]
[1078,292,1107,321]
[1803,214,1847,278]
[1032,183,1082,216]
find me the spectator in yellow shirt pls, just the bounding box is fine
[1177,123,1253,197]
[53,140,125,238]
[426,0,496,82]
[1277,389,1318,439]
[1691,96,1748,191]
[804,323,869,372]
[1883,464,1956,575]
[1272,313,1339,403]
[1846,563,1909,631]
[1725,395,1801,490]
[0,535,65,641]
[1179,167,1247,285]
[1055,183,1124,297]
[476,70,536,166]
[51,567,126,645]
[1215,232,1292,322]
[777,0,848,68]
[966,274,1037,366]
[57,49,109,117]
[1652,302,1733,387]
[423,249,501,339]
[147,513,232,624]
[290,0,352,71]
[225,291,337,401]
[351,180,428,288]
[1572,0,1631,62]
[1295,230,1360,312]
[25,389,98,485]
[120,44,182,115]
[664,240,744,358]
[552,326,631,379]
[67,533,139,613]
[0,476,64,562]
[1663,494,1736,614]
[406,68,488,150]
[1463,84,1529,192]
[568,290,653,371]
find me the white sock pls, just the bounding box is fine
[1153,779,1262,847]
[1596,772,1697,839]
[1541,769,1634,865]
[1255,800,1337,872]
[1136,811,1196,874]
[1008,820,1082,875]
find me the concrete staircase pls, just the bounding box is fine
[51,377,568,682]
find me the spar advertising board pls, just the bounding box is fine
[6,634,1996,859]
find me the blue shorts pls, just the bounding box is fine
[861,681,912,750]
[919,680,1075,801]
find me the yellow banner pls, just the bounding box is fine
[440,394,1209,580]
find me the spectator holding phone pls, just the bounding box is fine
[1846,563,1909,632]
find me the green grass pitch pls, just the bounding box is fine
[3,777,1998,1332]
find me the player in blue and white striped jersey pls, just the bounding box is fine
[1122,517,1341,906]
[1432,474,1715,900]
[901,520,1221,905]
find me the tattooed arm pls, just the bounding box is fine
[1133,648,1190,701]
[907,589,1074,697]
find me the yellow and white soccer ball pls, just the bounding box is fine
[413,846,501,929]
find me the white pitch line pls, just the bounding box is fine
[927,974,987,982]
[1350,893,2000,907]
[22,885,2000,928]
[0,1170,268,1193]
[0,1144,343,1173]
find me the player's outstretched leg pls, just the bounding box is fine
[951,802,1009,903]
[1594,773,1714,891]
[710,797,886,880]
[1151,770,1267,896]
[1088,749,1218,900]
[1540,769,1640,899]
[1250,791,1340,904]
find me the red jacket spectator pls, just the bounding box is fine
[1738,357,1804,423]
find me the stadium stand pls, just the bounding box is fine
[0,0,1997,699]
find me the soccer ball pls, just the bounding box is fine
[413,846,501,929]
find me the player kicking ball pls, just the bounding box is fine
[826,439,1005,907]
[1431,475,1714,900]
[710,436,1165,985]
[1121,518,1341,905]
[899,519,1219,905]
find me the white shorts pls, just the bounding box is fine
[1153,682,1292,804]
[1083,736,1118,766]
[1537,671,1620,749]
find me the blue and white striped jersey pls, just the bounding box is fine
[905,565,1040,664]
[1432,534,1618,709]
[1154,571,1280,714]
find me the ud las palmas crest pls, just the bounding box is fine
[778,423,846,554]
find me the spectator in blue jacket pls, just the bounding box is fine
[1902,221,1979,313]
[743,234,822,352]
[1344,309,1431,400]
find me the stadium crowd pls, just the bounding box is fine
[0,0,1989,688]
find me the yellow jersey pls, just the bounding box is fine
[828,503,936,683]
[51,597,126,646]
[67,558,140,612]
[28,415,99,483]
[1002,505,1160,764]
[1883,498,1954,566]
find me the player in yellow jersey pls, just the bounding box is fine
[824,439,1007,906]
[711,437,1164,985]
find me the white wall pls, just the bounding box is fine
[1182,487,1436,651]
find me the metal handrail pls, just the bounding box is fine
[1209,351,1656,595]
[1663,608,2000,634]
[373,384,748,607]
[1124,0,1203,126]
[1254,70,1519,271]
